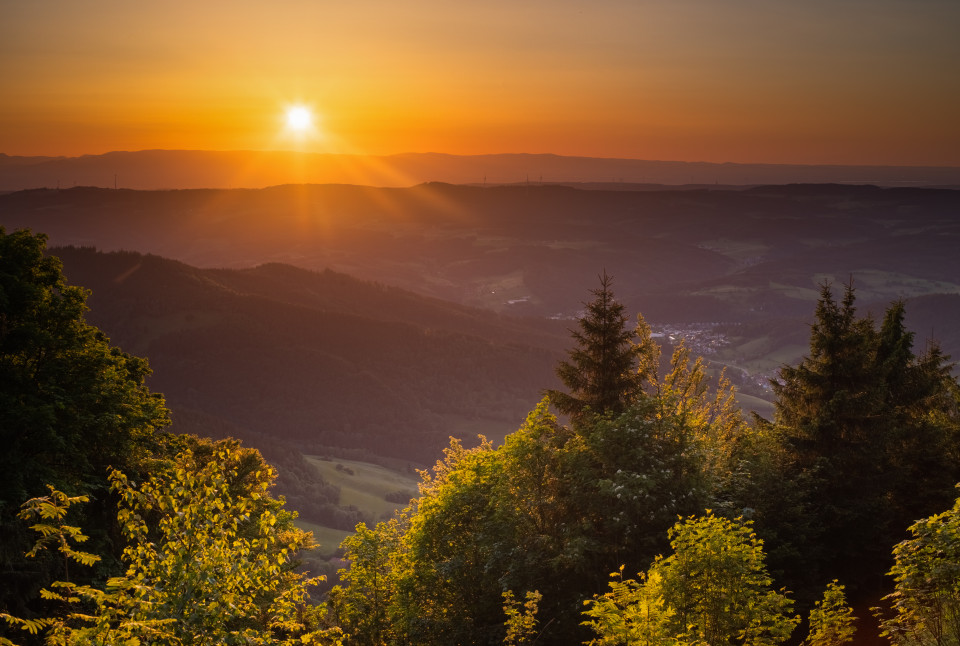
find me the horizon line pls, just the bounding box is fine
[3,149,960,171]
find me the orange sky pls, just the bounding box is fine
[2,0,959,166]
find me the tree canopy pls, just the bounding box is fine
[583,514,857,646]
[760,282,960,596]
[329,278,748,645]
[2,443,342,646]
[877,486,960,646]
[0,228,171,612]
[6,235,960,646]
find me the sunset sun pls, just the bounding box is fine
[285,105,313,132]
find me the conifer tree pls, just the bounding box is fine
[546,271,642,421]
[765,281,960,596]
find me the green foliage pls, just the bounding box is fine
[758,282,960,594]
[877,488,960,646]
[583,517,858,646]
[5,446,343,646]
[329,520,403,646]
[501,590,542,646]
[804,581,856,646]
[329,385,731,645]
[396,437,511,645]
[0,228,170,500]
[0,227,170,611]
[1,487,102,646]
[652,513,799,646]
[18,486,101,575]
[573,395,711,571]
[584,514,799,646]
[547,271,642,421]
[329,278,757,645]
[582,567,678,646]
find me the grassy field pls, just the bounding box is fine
[294,457,421,557]
[305,456,420,521]
[734,392,776,421]
[768,282,820,301]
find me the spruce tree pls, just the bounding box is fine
[546,271,642,421]
[767,282,960,597]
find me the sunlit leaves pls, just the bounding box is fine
[91,446,320,645]
[17,485,101,573]
[584,514,800,646]
[502,590,542,646]
[7,445,343,645]
[329,520,404,646]
[805,581,856,646]
[656,513,799,646]
[582,567,678,646]
[877,488,960,646]
[1,228,170,613]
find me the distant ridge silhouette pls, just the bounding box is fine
[2,149,959,190]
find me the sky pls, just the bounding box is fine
[2,0,959,165]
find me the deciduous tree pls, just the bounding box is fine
[584,514,799,646]
[0,227,170,612]
[329,520,404,646]
[877,487,960,646]
[3,444,342,646]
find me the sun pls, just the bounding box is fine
[277,102,327,149]
[285,105,313,132]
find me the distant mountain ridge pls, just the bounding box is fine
[3,149,960,190]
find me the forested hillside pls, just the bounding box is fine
[51,246,567,464]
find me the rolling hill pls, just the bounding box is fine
[52,246,568,465]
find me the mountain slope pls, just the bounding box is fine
[53,247,566,463]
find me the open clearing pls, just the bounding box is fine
[305,456,420,521]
